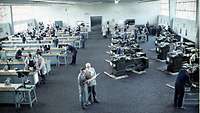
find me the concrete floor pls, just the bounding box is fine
[0,35,198,113]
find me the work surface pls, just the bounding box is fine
[0,36,198,113]
[0,83,22,91]
[0,70,35,76]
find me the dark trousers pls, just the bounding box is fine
[174,84,185,107]
[71,52,77,64]
[88,85,97,102]
[55,42,58,48]
[80,39,85,48]
[39,71,46,84]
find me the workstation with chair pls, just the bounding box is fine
[0,0,199,113]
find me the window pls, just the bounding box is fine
[12,6,35,33]
[176,0,196,20]
[160,0,169,16]
[14,23,28,33]
[0,28,3,33]
[12,6,34,22]
[0,6,11,23]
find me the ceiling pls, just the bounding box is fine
[0,0,159,5]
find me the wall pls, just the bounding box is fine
[13,19,37,33]
[0,6,11,24]
[158,15,170,26]
[172,18,197,42]
[0,6,12,36]
[0,23,11,36]
[158,15,197,42]
[12,1,159,31]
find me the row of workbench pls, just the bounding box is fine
[0,24,89,109]
[104,29,149,78]
[0,31,87,108]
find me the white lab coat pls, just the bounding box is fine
[36,56,47,75]
[86,67,97,86]
[190,53,197,64]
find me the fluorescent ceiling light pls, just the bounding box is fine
[45,0,76,4]
[31,0,47,2]
[137,0,158,3]
[31,0,102,5]
[31,0,76,4]
[115,0,120,4]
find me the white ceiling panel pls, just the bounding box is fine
[0,0,159,5]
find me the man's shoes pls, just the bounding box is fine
[69,63,76,65]
[94,99,100,103]
[177,106,185,109]
[173,104,177,108]
[86,102,91,106]
[88,99,93,104]
[81,106,86,110]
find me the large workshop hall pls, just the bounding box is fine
[0,0,199,113]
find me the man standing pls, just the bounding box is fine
[36,53,47,84]
[174,65,196,108]
[66,44,77,65]
[144,26,149,42]
[106,21,110,37]
[85,63,99,104]
[21,33,26,44]
[80,32,86,48]
[53,36,59,48]
[78,67,88,109]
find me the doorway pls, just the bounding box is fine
[90,16,102,33]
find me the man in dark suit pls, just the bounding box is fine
[66,44,77,65]
[174,65,196,108]
[21,34,26,44]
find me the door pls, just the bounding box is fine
[90,16,102,32]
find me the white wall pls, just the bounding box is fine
[0,6,12,36]
[158,15,170,26]
[0,6,11,24]
[172,18,197,42]
[158,15,197,42]
[12,1,159,30]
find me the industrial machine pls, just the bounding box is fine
[156,42,170,60]
[166,51,183,73]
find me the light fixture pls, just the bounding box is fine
[114,0,120,4]
[31,0,76,5]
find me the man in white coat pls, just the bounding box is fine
[85,63,99,104]
[36,53,47,84]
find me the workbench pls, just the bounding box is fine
[0,83,37,108]
[3,47,65,54]
[0,60,51,74]
[0,70,39,85]
[43,53,68,66]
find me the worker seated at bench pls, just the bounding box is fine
[116,46,124,55]
[15,48,24,60]
[24,53,36,70]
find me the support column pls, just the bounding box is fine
[10,5,14,34]
[169,0,176,27]
[196,0,199,47]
